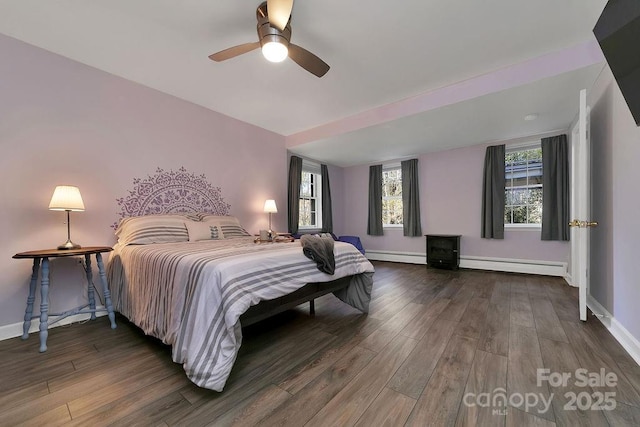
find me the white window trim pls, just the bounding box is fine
[382,164,403,227]
[505,140,540,152]
[383,224,404,229]
[504,141,543,227]
[505,223,542,230]
[299,161,322,230]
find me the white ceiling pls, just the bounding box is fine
[0,0,608,166]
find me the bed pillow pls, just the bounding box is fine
[219,224,251,239]
[181,212,204,222]
[184,212,224,221]
[184,220,221,241]
[200,214,233,223]
[115,215,189,245]
[203,215,251,239]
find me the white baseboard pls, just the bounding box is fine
[365,250,426,265]
[365,250,567,277]
[564,273,578,287]
[587,295,640,366]
[460,255,567,277]
[0,307,107,342]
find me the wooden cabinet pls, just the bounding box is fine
[425,235,461,270]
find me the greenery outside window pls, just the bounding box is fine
[382,166,403,226]
[505,144,542,227]
[299,165,322,229]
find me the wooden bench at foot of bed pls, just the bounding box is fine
[239,276,352,327]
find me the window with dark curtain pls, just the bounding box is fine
[401,159,422,237]
[367,164,383,235]
[321,164,333,233]
[481,145,506,239]
[541,134,570,241]
[287,155,303,234]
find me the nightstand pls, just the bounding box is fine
[13,246,117,352]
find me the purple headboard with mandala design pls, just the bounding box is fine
[113,167,230,228]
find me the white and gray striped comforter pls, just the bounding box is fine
[106,237,375,391]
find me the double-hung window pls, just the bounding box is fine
[505,143,543,226]
[299,162,322,230]
[382,166,403,227]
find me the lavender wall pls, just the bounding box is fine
[0,35,287,329]
[589,65,640,342]
[342,142,569,262]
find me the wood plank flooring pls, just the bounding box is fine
[1,262,639,426]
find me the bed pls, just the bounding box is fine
[106,213,374,391]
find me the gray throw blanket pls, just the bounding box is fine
[300,235,335,275]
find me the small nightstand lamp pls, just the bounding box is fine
[263,199,277,241]
[49,185,85,250]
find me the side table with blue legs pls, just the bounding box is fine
[12,246,117,352]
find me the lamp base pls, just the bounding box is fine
[57,240,81,250]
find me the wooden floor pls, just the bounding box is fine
[1,262,640,426]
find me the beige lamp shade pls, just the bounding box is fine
[49,186,85,211]
[263,199,278,213]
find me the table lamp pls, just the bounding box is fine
[263,199,277,241]
[49,185,85,250]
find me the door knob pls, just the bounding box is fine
[568,219,598,228]
[569,219,581,227]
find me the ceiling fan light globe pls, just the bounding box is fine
[262,41,288,62]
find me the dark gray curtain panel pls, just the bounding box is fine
[401,159,422,237]
[541,134,570,241]
[321,164,333,233]
[481,144,506,239]
[367,164,383,235]
[287,155,303,234]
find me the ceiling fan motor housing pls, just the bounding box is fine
[256,1,291,48]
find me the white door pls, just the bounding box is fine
[569,89,595,321]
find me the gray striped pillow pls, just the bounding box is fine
[115,215,189,245]
[202,216,251,239]
[219,224,251,239]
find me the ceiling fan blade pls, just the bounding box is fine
[208,42,260,62]
[288,43,330,78]
[267,0,293,32]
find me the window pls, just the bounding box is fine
[299,164,322,229]
[382,167,403,226]
[505,144,542,226]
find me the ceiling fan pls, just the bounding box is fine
[208,0,330,78]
